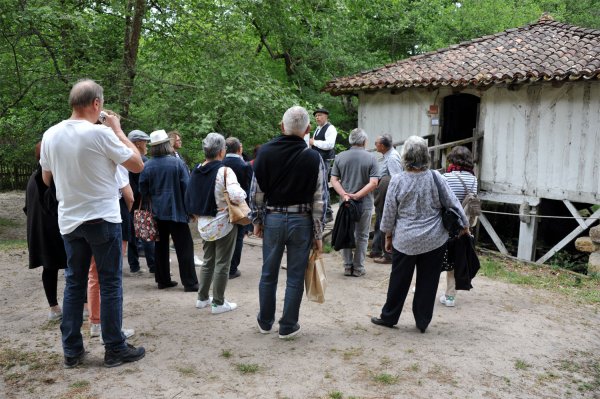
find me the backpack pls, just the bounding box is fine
[454,173,481,227]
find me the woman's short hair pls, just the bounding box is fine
[401,136,430,170]
[203,132,226,159]
[150,141,175,157]
[349,128,368,146]
[447,146,474,169]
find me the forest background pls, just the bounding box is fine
[1,0,599,167]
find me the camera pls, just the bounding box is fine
[99,111,107,123]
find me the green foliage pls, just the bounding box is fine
[1,0,596,165]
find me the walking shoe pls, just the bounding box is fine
[195,296,213,309]
[104,344,145,368]
[211,300,238,314]
[129,269,144,276]
[440,294,455,307]
[257,319,271,334]
[64,348,86,369]
[194,256,205,267]
[229,270,241,279]
[184,284,199,292]
[48,306,62,321]
[157,281,178,289]
[279,324,301,339]
[90,323,101,337]
[371,317,395,328]
[373,256,392,265]
[344,267,352,276]
[352,268,366,277]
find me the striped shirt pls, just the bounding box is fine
[442,171,478,202]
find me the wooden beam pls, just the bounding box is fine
[478,213,509,255]
[517,206,538,261]
[536,207,600,264]
[562,199,587,229]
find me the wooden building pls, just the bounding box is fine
[324,16,600,263]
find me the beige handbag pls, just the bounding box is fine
[223,167,252,226]
[305,249,327,303]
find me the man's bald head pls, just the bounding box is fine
[69,79,103,109]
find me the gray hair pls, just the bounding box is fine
[203,132,226,159]
[401,135,430,170]
[282,106,309,137]
[149,141,175,157]
[69,79,103,108]
[349,128,368,146]
[225,137,241,154]
[378,134,393,149]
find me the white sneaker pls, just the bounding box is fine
[194,256,205,267]
[100,327,135,343]
[195,296,213,309]
[211,300,237,314]
[48,307,62,321]
[440,294,455,307]
[90,323,101,337]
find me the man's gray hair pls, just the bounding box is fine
[401,135,430,170]
[69,79,103,108]
[226,137,241,154]
[378,134,393,149]
[282,106,309,136]
[349,128,368,146]
[203,132,226,159]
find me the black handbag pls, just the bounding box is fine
[431,171,462,238]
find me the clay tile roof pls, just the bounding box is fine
[324,17,600,95]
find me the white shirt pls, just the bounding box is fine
[115,165,130,199]
[304,123,337,150]
[40,120,133,234]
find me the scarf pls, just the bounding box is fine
[447,164,474,175]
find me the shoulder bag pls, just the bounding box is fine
[133,198,159,241]
[223,167,252,226]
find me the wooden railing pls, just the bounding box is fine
[0,163,37,191]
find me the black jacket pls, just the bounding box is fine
[222,155,253,194]
[331,200,363,251]
[448,234,480,290]
[23,167,66,270]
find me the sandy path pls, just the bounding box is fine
[0,191,599,399]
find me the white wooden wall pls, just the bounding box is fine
[480,82,600,204]
[358,82,600,204]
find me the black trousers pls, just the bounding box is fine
[379,243,446,330]
[229,224,245,274]
[154,219,198,288]
[42,267,59,307]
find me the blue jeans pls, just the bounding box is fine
[61,221,127,356]
[127,238,155,272]
[258,213,312,335]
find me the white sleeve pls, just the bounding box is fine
[115,165,129,189]
[99,127,134,166]
[313,124,337,151]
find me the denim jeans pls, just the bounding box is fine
[61,221,127,356]
[342,207,373,273]
[258,213,312,335]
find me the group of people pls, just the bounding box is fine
[26,78,479,369]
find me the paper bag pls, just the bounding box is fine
[305,249,327,303]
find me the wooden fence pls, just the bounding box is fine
[0,163,37,191]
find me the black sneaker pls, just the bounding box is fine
[64,348,86,369]
[278,323,301,340]
[104,344,145,368]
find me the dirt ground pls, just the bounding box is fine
[0,191,599,399]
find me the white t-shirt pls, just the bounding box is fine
[115,165,129,198]
[40,119,134,234]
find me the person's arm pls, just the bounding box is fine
[249,175,265,238]
[42,170,53,187]
[224,167,247,204]
[103,113,144,173]
[121,184,134,211]
[312,125,337,151]
[311,158,328,254]
[347,177,378,201]
[330,175,350,202]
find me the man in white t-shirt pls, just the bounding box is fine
[40,79,145,369]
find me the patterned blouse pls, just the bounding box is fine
[380,169,468,255]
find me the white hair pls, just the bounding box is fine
[401,135,430,170]
[203,132,226,159]
[282,106,309,136]
[349,128,368,146]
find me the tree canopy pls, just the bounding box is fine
[1,0,598,165]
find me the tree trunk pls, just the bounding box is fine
[121,0,146,119]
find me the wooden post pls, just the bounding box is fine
[517,205,538,261]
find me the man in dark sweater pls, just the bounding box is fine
[222,137,253,279]
[250,106,328,339]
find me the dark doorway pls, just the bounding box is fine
[441,93,480,144]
